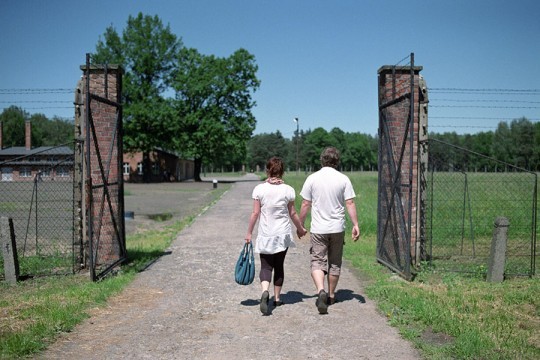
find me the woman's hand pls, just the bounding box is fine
[245,233,252,243]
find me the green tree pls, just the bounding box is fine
[171,47,260,181]
[0,106,26,147]
[93,13,182,181]
[533,122,540,171]
[247,131,288,172]
[510,117,534,170]
[0,107,73,149]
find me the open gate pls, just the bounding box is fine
[80,54,126,281]
[376,54,427,280]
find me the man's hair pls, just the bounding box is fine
[266,156,285,178]
[320,147,340,168]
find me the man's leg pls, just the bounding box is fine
[312,269,326,292]
[327,232,345,304]
[328,274,339,301]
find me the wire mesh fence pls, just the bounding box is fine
[0,150,75,279]
[424,139,537,277]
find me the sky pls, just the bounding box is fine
[0,0,539,138]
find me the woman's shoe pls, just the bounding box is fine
[274,300,284,306]
[260,291,269,314]
[328,297,336,306]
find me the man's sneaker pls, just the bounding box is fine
[316,289,328,314]
[260,290,269,315]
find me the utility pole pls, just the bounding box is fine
[294,117,299,174]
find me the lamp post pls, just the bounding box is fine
[294,117,299,174]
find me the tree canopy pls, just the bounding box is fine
[93,13,182,157]
[0,106,74,148]
[92,13,260,181]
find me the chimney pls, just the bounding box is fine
[0,121,3,149]
[25,120,31,150]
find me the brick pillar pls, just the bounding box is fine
[79,63,124,273]
[377,64,424,269]
[25,120,31,150]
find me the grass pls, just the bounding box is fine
[0,183,230,358]
[288,171,539,359]
[1,172,539,359]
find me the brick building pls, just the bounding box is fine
[0,120,73,182]
[123,149,194,183]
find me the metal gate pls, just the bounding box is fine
[81,54,126,281]
[376,54,425,280]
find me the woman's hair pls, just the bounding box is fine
[320,147,340,168]
[266,156,285,178]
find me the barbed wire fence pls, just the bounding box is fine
[0,88,74,121]
[428,87,540,131]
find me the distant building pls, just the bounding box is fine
[0,120,73,182]
[122,149,194,183]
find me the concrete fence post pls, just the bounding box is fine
[487,217,509,283]
[1,216,20,284]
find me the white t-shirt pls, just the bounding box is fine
[252,182,297,254]
[300,167,356,234]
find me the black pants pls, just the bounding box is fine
[259,249,288,286]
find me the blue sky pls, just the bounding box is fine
[1,0,538,138]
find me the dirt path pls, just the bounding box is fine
[40,176,420,359]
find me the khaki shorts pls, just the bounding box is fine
[310,232,345,276]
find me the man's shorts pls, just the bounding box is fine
[309,232,345,276]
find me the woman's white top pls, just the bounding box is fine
[252,182,297,254]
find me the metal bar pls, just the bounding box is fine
[406,52,414,277]
[85,53,95,281]
[89,93,120,108]
[531,173,537,276]
[466,174,476,257]
[379,93,411,110]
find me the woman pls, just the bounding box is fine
[245,157,307,315]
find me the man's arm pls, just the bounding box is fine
[345,198,360,241]
[299,199,312,227]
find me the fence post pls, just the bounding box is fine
[0,216,20,284]
[487,217,509,282]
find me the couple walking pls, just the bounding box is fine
[245,147,360,315]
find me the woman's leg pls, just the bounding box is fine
[259,254,273,314]
[272,249,288,302]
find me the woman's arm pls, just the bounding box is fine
[245,199,261,243]
[288,201,307,238]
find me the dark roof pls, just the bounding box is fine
[0,146,73,156]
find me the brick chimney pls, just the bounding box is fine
[25,120,31,150]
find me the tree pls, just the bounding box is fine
[93,13,182,181]
[510,117,534,170]
[0,106,26,147]
[0,107,74,149]
[247,131,288,172]
[171,47,260,181]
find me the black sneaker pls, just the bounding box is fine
[260,290,269,315]
[316,290,328,314]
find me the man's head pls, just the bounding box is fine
[320,147,340,169]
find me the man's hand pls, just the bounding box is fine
[351,225,360,241]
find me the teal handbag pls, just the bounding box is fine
[235,242,255,285]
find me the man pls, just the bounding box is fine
[299,147,360,314]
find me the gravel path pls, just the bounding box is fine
[40,175,420,359]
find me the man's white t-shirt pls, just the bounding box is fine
[252,182,296,254]
[300,167,356,234]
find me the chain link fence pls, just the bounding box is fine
[423,139,537,277]
[0,148,76,279]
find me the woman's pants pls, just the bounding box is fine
[259,249,288,286]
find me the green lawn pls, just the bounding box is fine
[1,172,539,359]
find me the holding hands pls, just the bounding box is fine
[297,226,308,239]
